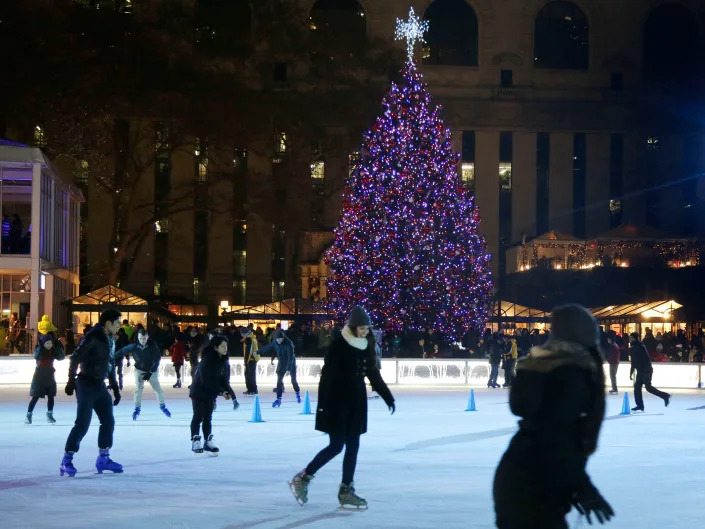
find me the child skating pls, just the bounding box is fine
[26,333,65,424]
[289,306,395,509]
[170,334,187,388]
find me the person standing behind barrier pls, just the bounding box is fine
[502,334,518,388]
[629,332,670,412]
[606,332,620,394]
[488,334,502,388]
[242,326,259,395]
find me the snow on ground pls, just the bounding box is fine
[0,383,703,529]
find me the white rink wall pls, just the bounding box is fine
[0,357,702,389]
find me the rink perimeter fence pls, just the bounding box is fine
[0,358,703,389]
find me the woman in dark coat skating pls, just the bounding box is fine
[289,306,395,509]
[26,333,65,424]
[493,304,614,528]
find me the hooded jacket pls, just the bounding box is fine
[68,324,119,387]
[115,338,161,373]
[189,345,235,401]
[259,332,296,374]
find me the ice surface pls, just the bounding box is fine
[1,383,704,529]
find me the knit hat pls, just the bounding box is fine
[275,329,286,340]
[548,304,599,349]
[39,333,55,346]
[348,306,371,328]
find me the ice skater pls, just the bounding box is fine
[493,304,614,528]
[289,306,395,510]
[170,333,187,388]
[189,336,239,456]
[260,329,300,407]
[61,309,124,477]
[242,326,259,395]
[115,329,171,420]
[26,333,65,425]
[606,332,620,394]
[487,333,502,388]
[629,332,670,412]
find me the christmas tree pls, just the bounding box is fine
[325,8,493,342]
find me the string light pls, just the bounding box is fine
[395,7,429,64]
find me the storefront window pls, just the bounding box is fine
[0,168,32,255]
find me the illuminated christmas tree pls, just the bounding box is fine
[325,8,493,341]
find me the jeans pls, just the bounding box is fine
[634,370,669,409]
[28,395,54,413]
[609,363,618,391]
[503,359,516,386]
[245,362,258,393]
[174,363,183,380]
[65,376,115,452]
[134,369,165,406]
[276,370,300,399]
[306,434,361,485]
[488,363,499,386]
[190,398,215,438]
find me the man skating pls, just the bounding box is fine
[61,309,124,477]
[629,332,670,412]
[260,329,300,407]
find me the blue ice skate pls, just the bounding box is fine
[272,398,282,408]
[132,406,141,420]
[96,449,123,474]
[60,452,77,477]
[160,404,171,418]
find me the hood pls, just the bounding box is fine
[520,340,601,375]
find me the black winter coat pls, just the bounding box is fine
[116,340,161,373]
[315,331,394,436]
[630,340,652,375]
[260,337,296,374]
[68,324,118,386]
[30,343,66,398]
[189,348,235,402]
[493,341,605,528]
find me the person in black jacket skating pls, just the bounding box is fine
[26,333,65,425]
[189,336,239,456]
[61,309,124,477]
[487,334,503,388]
[289,306,395,510]
[629,332,670,412]
[260,329,300,407]
[493,304,614,528]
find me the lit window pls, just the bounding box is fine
[233,279,246,304]
[193,277,200,300]
[197,160,208,182]
[154,280,161,296]
[194,137,207,157]
[233,148,247,169]
[311,160,325,180]
[272,280,286,301]
[461,162,475,191]
[234,250,247,277]
[155,122,169,152]
[155,219,169,233]
[646,136,660,151]
[34,125,46,147]
[75,159,89,186]
[609,199,622,215]
[273,132,287,163]
[499,162,512,191]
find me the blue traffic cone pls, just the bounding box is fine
[299,391,313,415]
[620,392,631,415]
[465,389,477,412]
[248,395,265,423]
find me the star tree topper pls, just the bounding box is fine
[395,6,429,63]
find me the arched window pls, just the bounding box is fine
[643,3,701,81]
[423,0,478,66]
[309,0,366,58]
[534,1,589,70]
[193,0,251,55]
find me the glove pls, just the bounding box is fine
[232,399,240,411]
[65,376,76,396]
[112,387,121,406]
[388,402,396,415]
[572,490,614,525]
[142,371,152,381]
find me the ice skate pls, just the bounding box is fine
[25,412,32,425]
[664,394,671,407]
[338,482,368,510]
[159,404,171,418]
[288,470,313,506]
[192,435,203,455]
[631,405,644,412]
[96,449,123,474]
[296,392,301,404]
[203,434,219,456]
[173,380,182,389]
[46,411,56,424]
[60,452,77,477]
[132,406,141,420]
[608,389,618,395]
[272,398,282,408]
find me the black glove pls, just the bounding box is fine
[388,402,396,415]
[142,371,152,381]
[112,387,121,406]
[233,399,240,411]
[65,376,76,396]
[572,490,614,525]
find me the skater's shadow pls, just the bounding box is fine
[221,516,289,529]
[276,511,353,529]
[395,427,516,452]
[686,405,705,410]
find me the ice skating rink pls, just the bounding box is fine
[1,384,703,529]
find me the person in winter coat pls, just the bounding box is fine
[186,326,204,384]
[115,329,171,420]
[242,327,259,395]
[606,332,621,394]
[260,329,301,407]
[502,335,518,387]
[26,333,65,425]
[289,306,395,510]
[629,332,670,412]
[7,312,21,354]
[61,309,124,477]
[170,335,187,388]
[493,304,614,529]
[38,315,58,335]
[189,336,239,455]
[114,328,130,390]
[488,334,503,388]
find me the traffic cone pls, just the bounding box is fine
[248,395,265,423]
[620,392,631,415]
[299,391,313,415]
[464,389,477,412]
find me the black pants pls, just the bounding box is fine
[634,370,669,409]
[65,377,114,453]
[28,396,54,413]
[116,360,124,387]
[305,434,361,485]
[504,359,516,386]
[189,360,198,380]
[488,363,499,386]
[191,397,214,438]
[276,370,300,399]
[245,362,258,393]
[174,363,183,380]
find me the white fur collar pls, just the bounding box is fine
[342,326,368,350]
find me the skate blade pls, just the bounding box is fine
[204,452,219,457]
[287,481,306,506]
[338,504,368,511]
[192,451,204,456]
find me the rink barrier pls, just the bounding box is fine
[0,357,703,389]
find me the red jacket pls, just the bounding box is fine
[170,342,187,364]
[606,343,620,365]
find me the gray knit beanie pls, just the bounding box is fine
[348,306,372,328]
[548,304,599,349]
